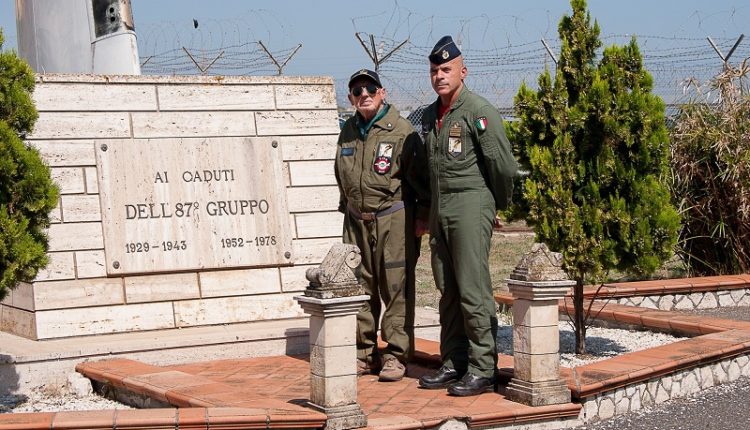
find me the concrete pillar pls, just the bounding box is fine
[16,0,140,75]
[505,243,575,407]
[295,243,368,430]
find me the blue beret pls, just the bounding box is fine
[429,35,462,64]
[348,68,382,88]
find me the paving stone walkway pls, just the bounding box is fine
[2,275,750,429]
[0,342,581,429]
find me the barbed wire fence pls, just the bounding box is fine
[135,8,749,121]
[353,34,748,117]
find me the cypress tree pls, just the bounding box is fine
[508,0,680,353]
[0,29,59,300]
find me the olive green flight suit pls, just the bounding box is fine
[335,104,430,366]
[421,87,518,378]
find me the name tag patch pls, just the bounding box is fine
[341,147,355,156]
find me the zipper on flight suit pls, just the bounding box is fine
[357,128,381,214]
[358,134,366,213]
[434,113,447,192]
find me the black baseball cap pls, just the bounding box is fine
[348,68,382,89]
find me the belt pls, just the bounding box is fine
[347,201,405,221]
[437,178,488,193]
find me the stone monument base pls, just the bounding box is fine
[307,403,367,430]
[505,378,571,407]
[0,318,309,395]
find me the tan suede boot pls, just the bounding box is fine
[378,357,405,382]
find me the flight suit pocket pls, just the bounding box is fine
[338,144,357,171]
[337,142,361,202]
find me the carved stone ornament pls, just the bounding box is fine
[304,243,365,299]
[509,243,569,282]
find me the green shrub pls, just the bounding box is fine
[507,0,680,353]
[0,29,59,300]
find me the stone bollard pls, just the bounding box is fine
[295,243,369,430]
[505,243,575,407]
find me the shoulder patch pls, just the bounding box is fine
[475,117,488,131]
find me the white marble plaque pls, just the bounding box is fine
[97,137,293,274]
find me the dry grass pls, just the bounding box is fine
[670,62,750,275]
[415,227,687,308]
[415,233,536,308]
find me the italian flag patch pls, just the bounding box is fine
[476,117,488,131]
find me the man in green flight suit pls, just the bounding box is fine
[335,69,430,382]
[417,36,518,396]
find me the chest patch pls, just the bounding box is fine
[374,142,394,174]
[341,147,355,156]
[448,122,463,157]
[377,142,395,158]
[374,156,392,174]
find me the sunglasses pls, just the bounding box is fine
[351,84,379,97]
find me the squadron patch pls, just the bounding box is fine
[476,117,488,131]
[448,123,462,157]
[374,156,392,174]
[374,142,394,174]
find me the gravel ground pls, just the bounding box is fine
[496,322,682,367]
[0,391,130,414]
[679,305,750,321]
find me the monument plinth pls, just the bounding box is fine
[505,243,574,407]
[295,244,368,430]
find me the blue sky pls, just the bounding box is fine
[1,0,748,78]
[1,1,748,107]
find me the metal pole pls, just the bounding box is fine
[370,34,380,71]
[258,40,282,75]
[541,39,558,65]
[278,44,303,73]
[724,34,745,63]
[355,33,376,64]
[707,36,726,62]
[378,39,408,64]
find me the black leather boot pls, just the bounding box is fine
[447,372,496,396]
[418,365,465,389]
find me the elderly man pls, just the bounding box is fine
[417,36,518,396]
[335,69,429,382]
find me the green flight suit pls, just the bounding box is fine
[421,87,518,377]
[335,104,430,366]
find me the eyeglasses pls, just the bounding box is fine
[351,84,379,97]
